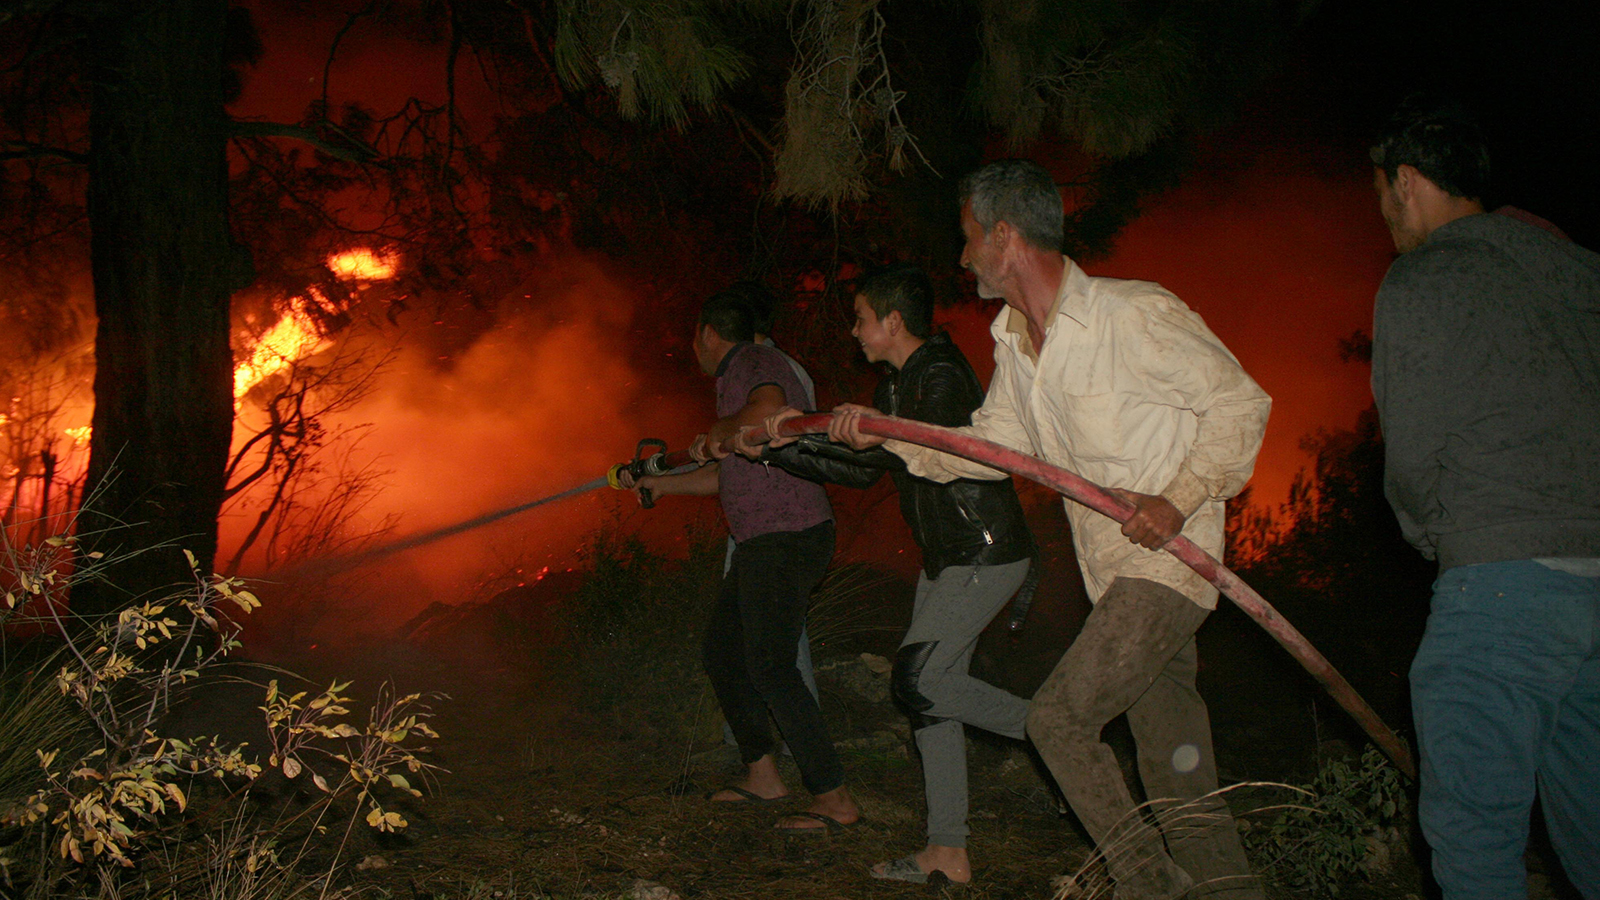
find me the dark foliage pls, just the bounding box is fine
[1226,402,1435,731]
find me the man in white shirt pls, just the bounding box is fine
[832,160,1270,899]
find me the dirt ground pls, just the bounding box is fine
[171,560,1581,900]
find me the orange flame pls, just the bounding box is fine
[233,249,398,402]
[233,297,331,401]
[328,248,397,281]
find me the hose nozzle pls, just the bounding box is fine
[610,438,671,508]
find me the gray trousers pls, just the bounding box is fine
[899,559,1031,848]
[1026,577,1263,900]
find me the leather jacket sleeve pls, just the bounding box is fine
[760,437,899,490]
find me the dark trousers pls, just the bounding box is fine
[1026,577,1262,900]
[702,521,843,795]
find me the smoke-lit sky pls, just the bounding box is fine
[217,0,1597,634]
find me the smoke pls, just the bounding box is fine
[1093,143,1394,512]
[219,3,728,645]
[221,250,710,641]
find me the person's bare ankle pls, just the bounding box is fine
[918,845,971,883]
[808,785,858,824]
[707,755,787,802]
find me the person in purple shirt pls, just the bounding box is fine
[622,288,860,834]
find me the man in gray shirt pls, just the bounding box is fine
[1369,96,1600,900]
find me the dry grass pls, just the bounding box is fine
[0,647,90,809]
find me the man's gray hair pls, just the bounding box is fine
[958,159,1064,253]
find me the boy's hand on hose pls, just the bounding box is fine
[829,403,887,450]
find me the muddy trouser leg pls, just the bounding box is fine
[1026,577,1211,900]
[721,538,820,750]
[730,522,844,794]
[1128,632,1264,899]
[897,559,1032,849]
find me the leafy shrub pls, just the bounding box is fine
[0,525,441,899]
[1246,746,1408,897]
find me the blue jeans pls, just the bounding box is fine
[1410,560,1600,900]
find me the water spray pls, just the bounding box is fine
[269,438,697,580]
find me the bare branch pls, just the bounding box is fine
[721,101,776,157]
[322,0,379,116]
[0,140,86,163]
[518,4,567,97]
[228,119,380,163]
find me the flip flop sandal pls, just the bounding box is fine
[870,856,932,884]
[775,810,858,835]
[706,785,788,805]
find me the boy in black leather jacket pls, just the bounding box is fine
[742,264,1034,885]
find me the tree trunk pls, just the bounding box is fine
[77,0,247,617]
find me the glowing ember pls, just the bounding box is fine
[64,426,91,447]
[328,248,397,281]
[234,300,331,401]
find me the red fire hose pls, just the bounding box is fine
[649,410,1417,780]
